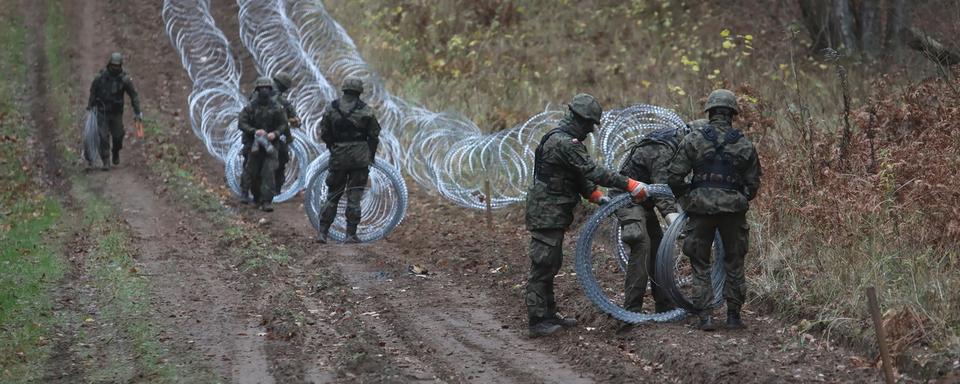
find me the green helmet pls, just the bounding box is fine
[254,76,275,90]
[568,93,602,124]
[703,89,739,114]
[342,77,364,94]
[273,72,293,92]
[109,52,123,66]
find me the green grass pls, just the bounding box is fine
[0,2,68,381]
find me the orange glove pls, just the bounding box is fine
[588,189,605,204]
[626,179,647,201]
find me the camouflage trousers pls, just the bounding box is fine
[96,112,124,162]
[524,228,565,324]
[275,143,290,193]
[682,212,749,312]
[619,208,672,312]
[241,150,279,204]
[318,167,369,230]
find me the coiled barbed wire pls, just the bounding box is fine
[225,137,311,203]
[164,0,315,203]
[576,191,725,323]
[303,156,408,242]
[83,110,101,166]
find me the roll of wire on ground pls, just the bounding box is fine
[303,156,408,243]
[575,187,725,323]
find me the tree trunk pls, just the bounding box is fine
[858,0,882,58]
[832,0,858,53]
[798,0,831,51]
[883,0,907,51]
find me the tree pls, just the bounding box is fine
[797,0,909,58]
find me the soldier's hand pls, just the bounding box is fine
[627,179,647,201]
[267,132,276,141]
[588,189,608,205]
[255,129,266,137]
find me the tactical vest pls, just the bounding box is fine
[330,99,369,143]
[93,71,127,113]
[533,128,569,184]
[621,128,681,181]
[691,125,743,191]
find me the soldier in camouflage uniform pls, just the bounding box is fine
[270,72,301,191]
[666,89,762,331]
[86,52,142,170]
[613,125,690,334]
[239,77,290,212]
[315,77,381,244]
[525,93,648,338]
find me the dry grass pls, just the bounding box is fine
[326,0,960,375]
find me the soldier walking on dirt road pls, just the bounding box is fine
[239,77,290,212]
[666,89,762,331]
[613,123,691,334]
[86,52,141,170]
[314,77,382,244]
[525,93,648,338]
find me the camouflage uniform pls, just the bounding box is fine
[239,78,290,209]
[244,73,300,190]
[525,94,640,336]
[616,127,684,313]
[666,90,762,329]
[87,52,141,167]
[316,78,381,243]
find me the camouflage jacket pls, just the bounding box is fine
[238,99,290,150]
[87,69,141,115]
[666,117,762,214]
[615,128,681,223]
[320,98,381,170]
[525,123,629,230]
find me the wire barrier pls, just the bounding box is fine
[575,192,726,324]
[82,110,101,167]
[163,0,691,246]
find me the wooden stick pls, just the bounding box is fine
[866,286,896,384]
[484,178,493,230]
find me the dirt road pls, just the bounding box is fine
[21,0,888,382]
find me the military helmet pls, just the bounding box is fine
[342,77,364,94]
[272,72,293,92]
[254,76,275,89]
[568,93,603,124]
[109,52,123,66]
[703,89,739,114]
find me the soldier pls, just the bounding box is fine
[86,52,142,170]
[271,72,301,191]
[666,89,762,331]
[525,93,648,338]
[315,77,381,244]
[613,124,689,334]
[239,77,290,212]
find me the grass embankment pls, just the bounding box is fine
[328,0,960,376]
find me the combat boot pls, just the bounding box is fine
[528,321,562,338]
[726,309,745,330]
[112,151,120,165]
[655,302,676,313]
[315,225,329,244]
[259,202,274,212]
[546,314,577,328]
[698,313,716,331]
[344,226,360,244]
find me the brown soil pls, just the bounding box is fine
[23,0,902,382]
